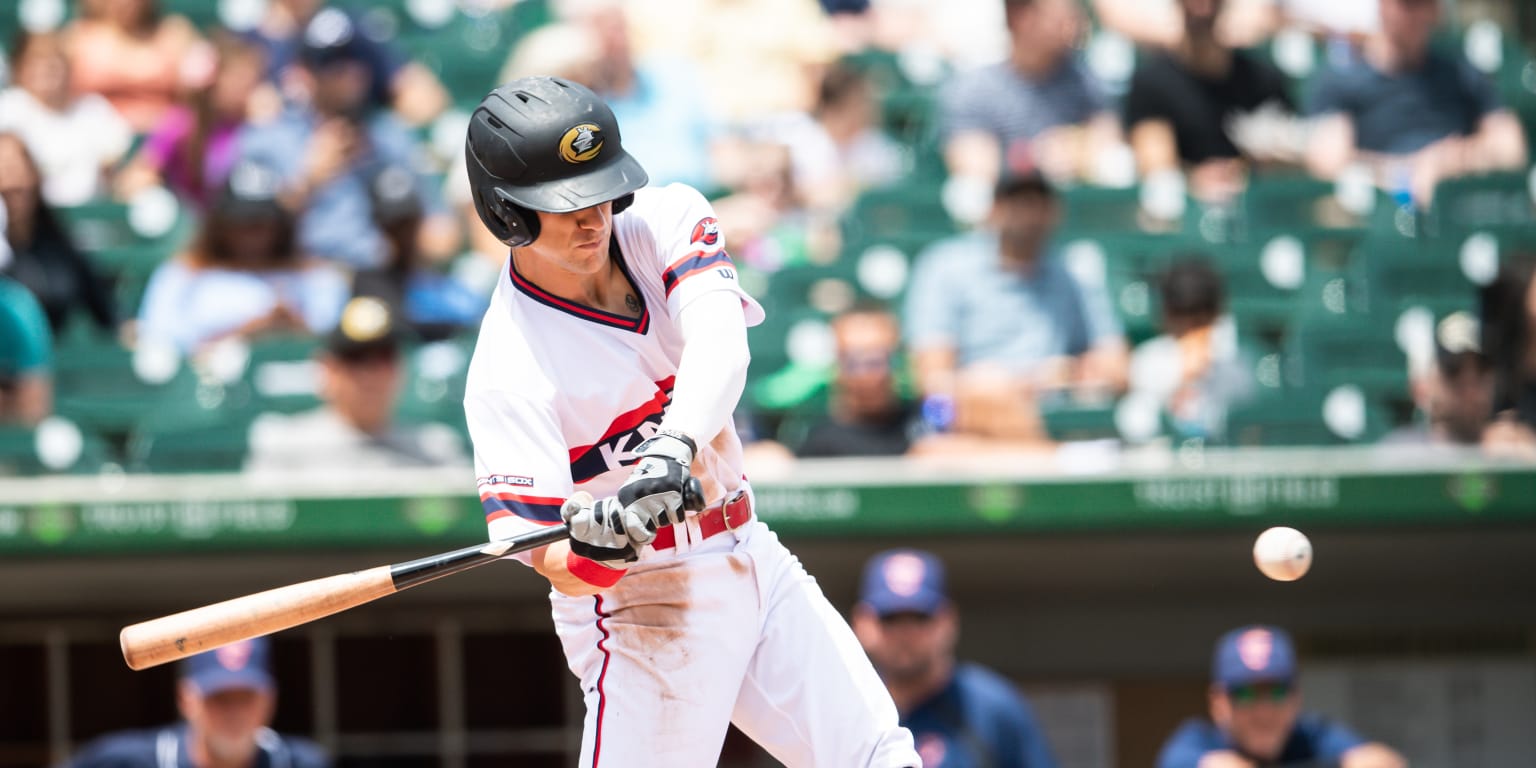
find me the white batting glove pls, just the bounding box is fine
[561,492,654,568]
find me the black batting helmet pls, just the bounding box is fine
[464,76,649,248]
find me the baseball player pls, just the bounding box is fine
[1157,625,1406,768]
[462,76,920,767]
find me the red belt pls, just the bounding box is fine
[651,491,752,551]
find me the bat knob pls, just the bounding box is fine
[682,478,706,512]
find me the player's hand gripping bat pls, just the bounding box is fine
[119,479,704,670]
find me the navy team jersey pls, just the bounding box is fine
[63,725,329,768]
[1157,712,1366,768]
[903,663,1058,768]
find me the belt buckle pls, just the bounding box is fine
[720,491,747,533]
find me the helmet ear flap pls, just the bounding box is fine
[490,188,540,248]
[612,193,635,215]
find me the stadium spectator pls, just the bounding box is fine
[1122,0,1302,204]
[768,60,905,215]
[238,8,459,270]
[1091,0,1280,48]
[245,295,466,473]
[0,31,134,207]
[0,275,54,427]
[352,165,488,342]
[794,304,921,458]
[135,162,348,355]
[116,33,269,211]
[904,171,1127,443]
[1157,625,1406,768]
[940,0,1122,190]
[852,549,1059,768]
[61,636,330,768]
[1480,259,1536,453]
[1382,310,1498,450]
[62,0,204,134]
[0,133,117,336]
[1305,0,1528,208]
[247,0,449,126]
[1128,257,1254,440]
[556,0,722,191]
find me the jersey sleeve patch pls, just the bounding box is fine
[690,217,722,246]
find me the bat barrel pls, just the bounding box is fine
[120,566,398,670]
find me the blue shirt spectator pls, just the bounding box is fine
[940,0,1120,187]
[853,549,1058,768]
[239,9,452,269]
[1307,47,1499,156]
[136,162,349,354]
[1156,625,1405,768]
[1304,0,1527,207]
[239,108,444,270]
[905,230,1121,371]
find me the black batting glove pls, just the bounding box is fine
[617,430,697,530]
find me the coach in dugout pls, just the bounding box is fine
[1157,625,1406,768]
[853,549,1059,767]
[62,636,329,768]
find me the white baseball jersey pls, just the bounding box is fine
[463,183,918,767]
[465,183,763,548]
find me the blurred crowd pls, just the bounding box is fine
[2,0,1536,475]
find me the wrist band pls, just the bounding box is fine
[566,550,627,588]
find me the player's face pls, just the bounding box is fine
[179,684,275,764]
[1211,682,1301,760]
[525,203,615,274]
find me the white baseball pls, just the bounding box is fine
[1253,526,1312,581]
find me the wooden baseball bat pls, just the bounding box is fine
[119,524,569,670]
[120,480,705,670]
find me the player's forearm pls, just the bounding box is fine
[532,541,607,597]
[659,292,750,444]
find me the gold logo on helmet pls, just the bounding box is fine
[558,123,604,164]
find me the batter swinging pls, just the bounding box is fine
[462,76,920,767]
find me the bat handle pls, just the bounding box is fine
[683,477,706,512]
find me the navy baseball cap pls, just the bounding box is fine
[859,549,948,617]
[179,637,275,696]
[1212,625,1297,689]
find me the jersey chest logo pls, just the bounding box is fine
[567,378,675,483]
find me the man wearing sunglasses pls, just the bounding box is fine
[1157,625,1406,768]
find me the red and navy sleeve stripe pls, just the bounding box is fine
[481,490,565,525]
[662,249,735,297]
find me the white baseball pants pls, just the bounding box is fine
[550,519,919,767]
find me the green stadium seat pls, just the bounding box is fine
[51,340,177,437]
[1224,386,1390,447]
[1282,310,1408,404]
[0,420,113,477]
[54,198,193,276]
